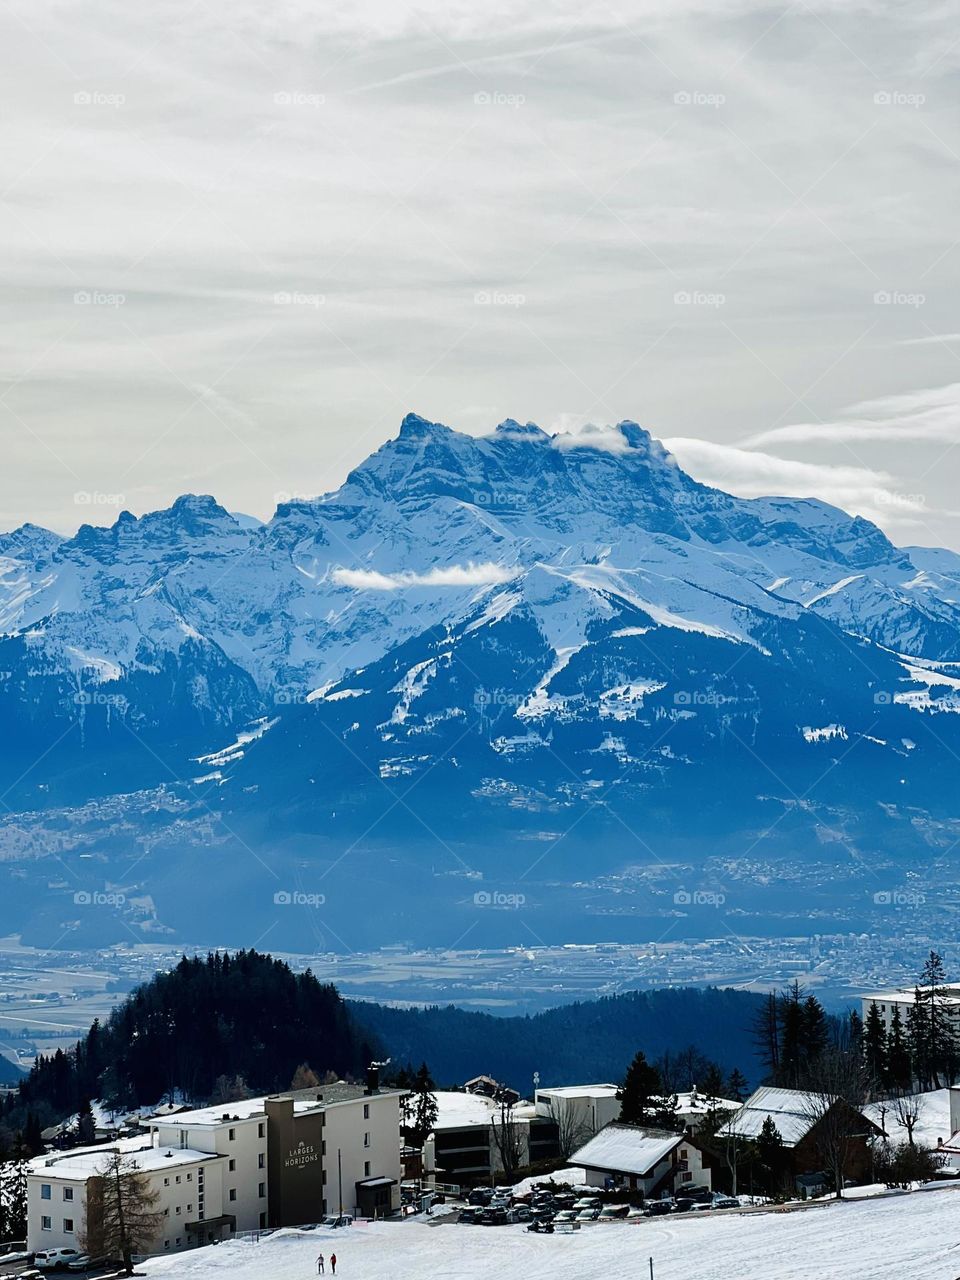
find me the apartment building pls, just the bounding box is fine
[860,985,960,1034]
[27,1070,401,1258]
[27,1139,228,1255]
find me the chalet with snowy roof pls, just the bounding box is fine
[569,1122,712,1196]
[719,1087,881,1189]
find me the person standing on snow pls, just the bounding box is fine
[330,1253,337,1275]
[317,1255,325,1274]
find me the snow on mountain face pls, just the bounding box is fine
[0,411,959,758]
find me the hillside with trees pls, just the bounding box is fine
[2,950,376,1140]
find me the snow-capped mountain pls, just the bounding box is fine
[2,412,960,947]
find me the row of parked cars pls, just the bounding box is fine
[0,1245,109,1276]
[456,1182,741,1230]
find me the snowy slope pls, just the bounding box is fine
[141,1189,960,1280]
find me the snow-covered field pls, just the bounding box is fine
[142,1186,960,1280]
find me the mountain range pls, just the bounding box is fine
[2,412,960,949]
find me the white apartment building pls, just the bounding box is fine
[27,1073,402,1259]
[28,1138,227,1256]
[534,1084,621,1146]
[860,985,960,1035]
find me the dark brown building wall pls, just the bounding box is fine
[265,1098,327,1227]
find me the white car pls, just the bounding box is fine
[34,1249,80,1271]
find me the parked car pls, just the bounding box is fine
[553,1210,579,1223]
[512,1206,532,1222]
[66,1259,108,1274]
[468,1188,492,1206]
[573,1197,601,1210]
[644,1199,674,1216]
[16,1270,42,1280]
[626,1206,645,1220]
[35,1249,80,1271]
[457,1208,482,1224]
[575,1208,600,1222]
[322,1214,353,1228]
[598,1205,630,1221]
[712,1196,740,1210]
[0,1252,33,1266]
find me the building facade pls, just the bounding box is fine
[28,1075,401,1258]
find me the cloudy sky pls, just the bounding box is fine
[3,0,960,547]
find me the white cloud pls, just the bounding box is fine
[663,436,931,526]
[741,383,960,449]
[332,562,517,590]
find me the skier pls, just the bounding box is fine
[317,1255,325,1274]
[330,1254,337,1275]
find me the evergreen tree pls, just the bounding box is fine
[75,1097,96,1147]
[863,1002,888,1090]
[888,1006,912,1091]
[618,1050,664,1126]
[726,1068,749,1101]
[755,1115,786,1195]
[400,1063,438,1150]
[4,1132,29,1240]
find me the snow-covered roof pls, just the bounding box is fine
[537,1084,620,1100]
[719,1087,836,1147]
[152,1084,379,1129]
[569,1123,684,1176]
[674,1091,740,1115]
[29,1139,219,1181]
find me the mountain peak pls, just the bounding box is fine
[398,411,452,442]
[493,419,549,442]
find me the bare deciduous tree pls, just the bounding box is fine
[82,1150,163,1275]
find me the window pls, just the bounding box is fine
[322,1170,327,1185]
[64,1218,74,1233]
[364,1162,371,1178]
[229,1189,237,1202]
[258,1183,265,1198]
[322,1141,326,1156]
[258,1153,265,1169]
[680,1149,688,1160]
[41,1216,52,1231]
[363,1104,370,1119]
[187,1173,192,1182]
[258,1123,265,1138]
[41,1184,51,1200]
[176,1238,181,1247]
[228,1128,236,1141]
[187,1204,193,1213]
[164,1177,170,1187]
[176,1206,181,1215]
[229,1159,236,1172]
[63,1187,74,1202]
[164,1208,170,1217]
[681,1172,692,1183]
[176,1175,181,1184]
[363,1132,370,1148]
[164,1242,170,1250]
